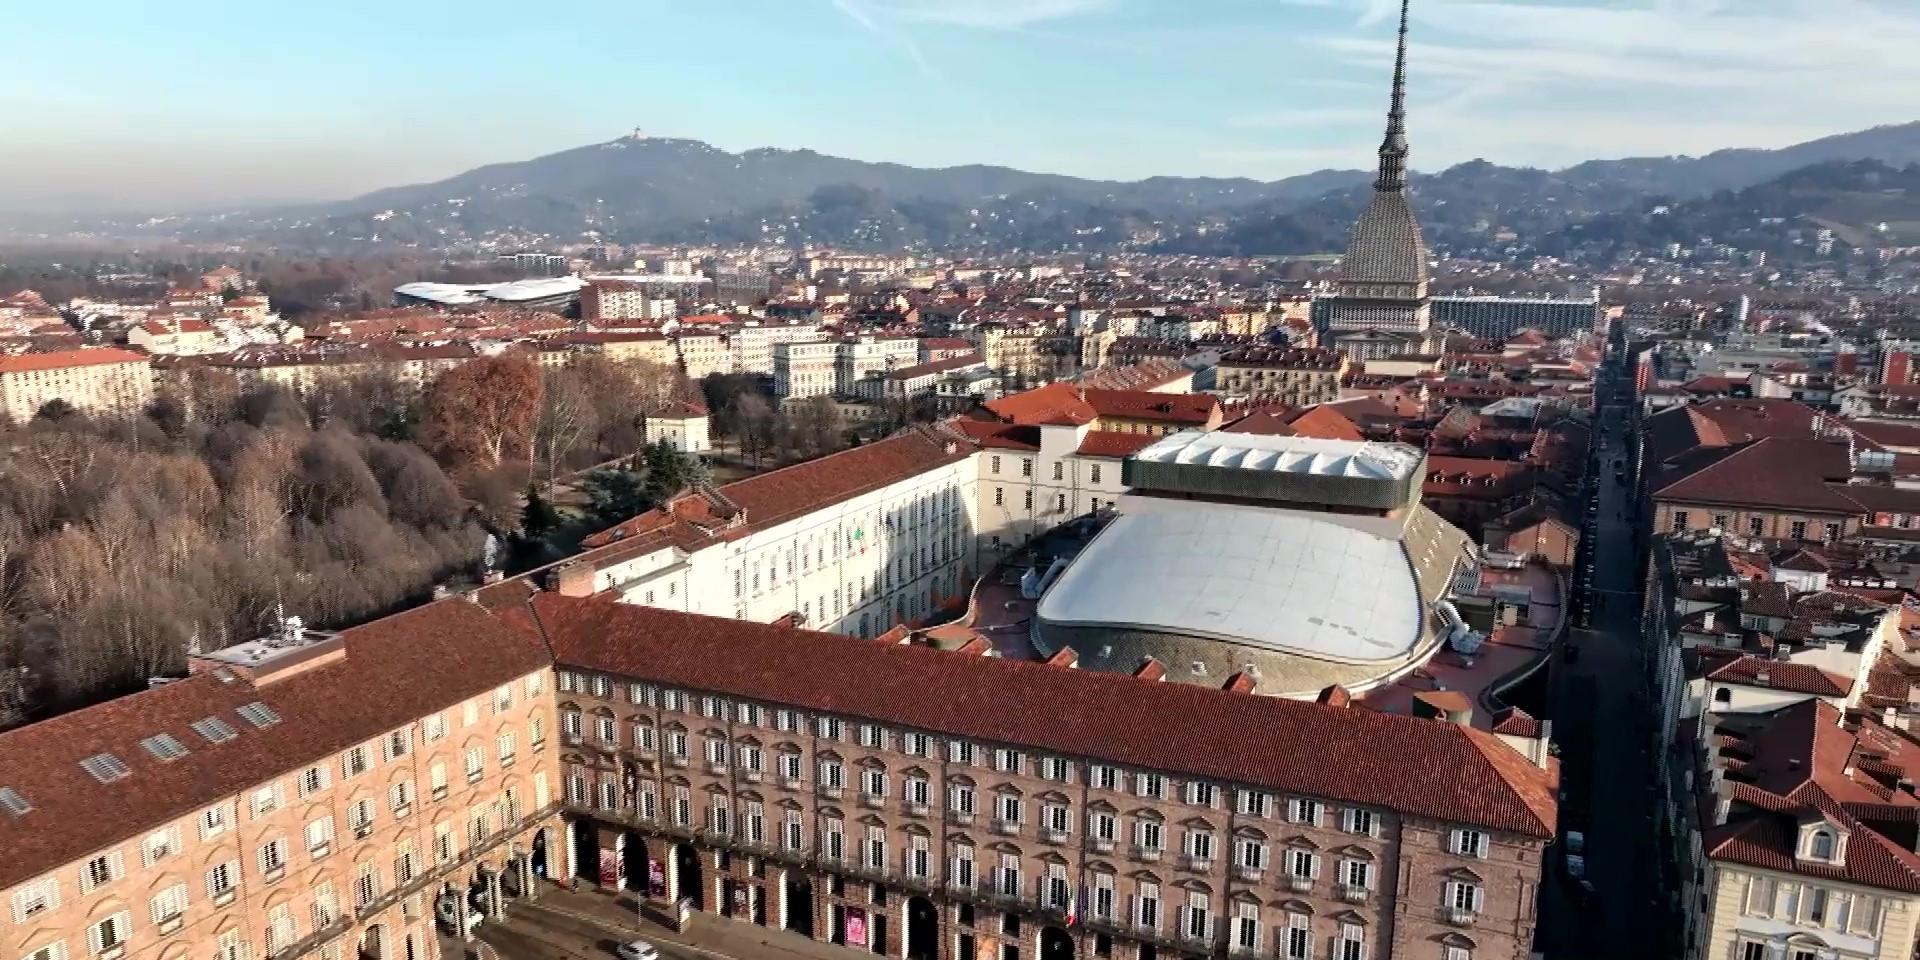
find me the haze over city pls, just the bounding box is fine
[4,0,1918,211]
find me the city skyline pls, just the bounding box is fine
[2,0,1916,212]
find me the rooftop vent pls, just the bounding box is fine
[0,787,29,817]
[191,716,239,744]
[141,734,189,762]
[235,702,281,729]
[79,753,131,784]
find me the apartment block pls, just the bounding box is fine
[0,604,563,960]
[539,593,1554,960]
[0,348,152,422]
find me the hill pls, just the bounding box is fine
[49,121,1920,256]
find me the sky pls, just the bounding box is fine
[2,0,1916,213]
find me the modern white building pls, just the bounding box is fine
[558,426,980,638]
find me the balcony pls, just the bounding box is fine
[779,777,803,791]
[272,918,349,960]
[1445,907,1477,927]
[859,794,886,810]
[353,823,374,840]
[1338,884,1369,904]
[903,802,930,819]
[951,811,975,827]
[155,914,184,936]
[991,819,1021,837]
[1181,854,1213,873]
[1287,875,1313,893]
[1090,837,1115,855]
[819,785,845,800]
[1041,829,1070,846]
[705,762,727,776]
[1233,866,1263,884]
[666,755,689,769]
[739,769,763,784]
[1131,845,1162,864]
[309,842,330,860]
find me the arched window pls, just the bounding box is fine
[1714,687,1732,705]
[1810,829,1836,860]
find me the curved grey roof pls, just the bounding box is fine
[1036,498,1427,664]
[1339,190,1428,287]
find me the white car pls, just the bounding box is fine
[615,940,660,960]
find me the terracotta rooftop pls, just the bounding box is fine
[525,593,1556,838]
[0,599,550,892]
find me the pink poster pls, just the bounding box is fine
[845,907,868,947]
[599,849,621,888]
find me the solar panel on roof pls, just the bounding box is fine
[235,702,281,729]
[191,716,238,744]
[141,734,189,762]
[79,753,130,783]
[0,787,29,817]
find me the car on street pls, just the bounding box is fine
[615,940,661,960]
[1565,852,1586,880]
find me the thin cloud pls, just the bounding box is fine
[849,0,1114,29]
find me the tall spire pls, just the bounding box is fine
[1375,0,1412,192]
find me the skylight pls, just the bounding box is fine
[0,787,29,817]
[235,702,281,729]
[79,753,131,784]
[191,717,239,744]
[141,734,189,762]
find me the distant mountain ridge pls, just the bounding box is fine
[47,120,1920,256]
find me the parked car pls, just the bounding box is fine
[1566,830,1586,855]
[615,940,660,960]
[1565,853,1587,880]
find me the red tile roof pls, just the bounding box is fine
[0,599,550,891]
[0,347,147,373]
[583,427,973,547]
[526,593,1556,838]
[1706,700,1920,892]
[1075,431,1158,459]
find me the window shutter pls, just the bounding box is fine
[1311,854,1321,879]
[1341,808,1354,832]
[87,921,103,956]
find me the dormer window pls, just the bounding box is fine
[1798,823,1846,864]
[1809,829,1836,860]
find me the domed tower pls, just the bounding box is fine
[1312,0,1433,355]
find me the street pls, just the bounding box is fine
[1537,360,1665,958]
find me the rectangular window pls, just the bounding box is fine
[1452,829,1488,858]
[1291,798,1321,826]
[1136,773,1164,799]
[149,884,188,925]
[11,878,59,922]
[87,911,130,956]
[1239,789,1271,817]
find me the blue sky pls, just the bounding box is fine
[2,0,1916,212]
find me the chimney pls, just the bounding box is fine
[1713,775,1735,827]
[1222,671,1257,695]
[1044,647,1080,669]
[1317,685,1353,708]
[1537,718,1555,769]
[1133,657,1167,682]
[549,561,596,598]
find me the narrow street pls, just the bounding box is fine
[464,884,871,960]
[1538,360,1664,959]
